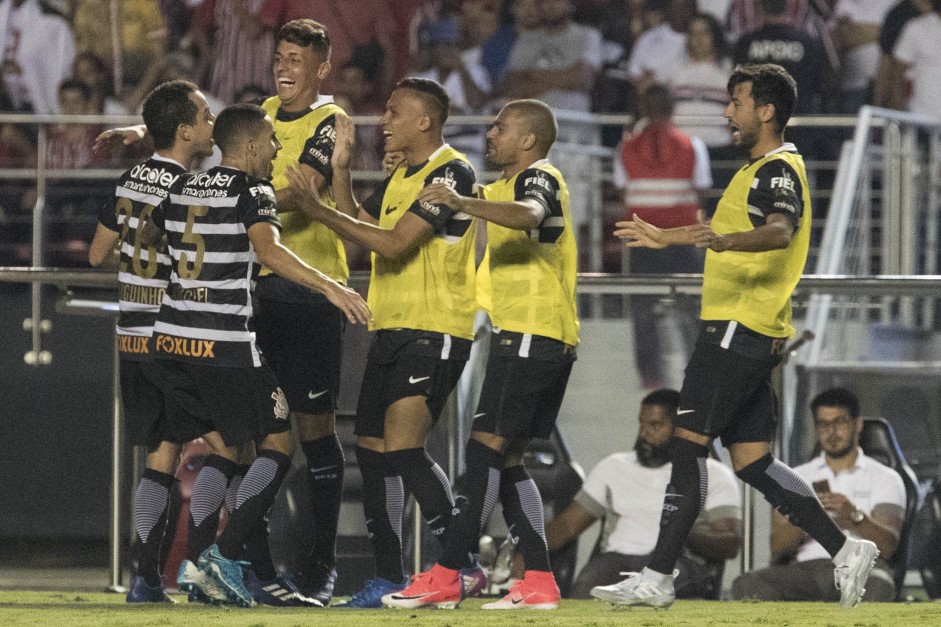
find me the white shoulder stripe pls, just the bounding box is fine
[169,194,240,208]
[163,220,246,235]
[115,187,167,206]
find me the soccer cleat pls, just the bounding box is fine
[589,569,676,608]
[126,575,176,603]
[245,569,323,607]
[481,570,560,610]
[177,559,227,604]
[459,562,488,599]
[382,564,462,609]
[293,561,338,606]
[197,544,256,607]
[333,577,406,608]
[833,537,879,608]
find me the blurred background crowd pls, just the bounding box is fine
[1,0,939,269]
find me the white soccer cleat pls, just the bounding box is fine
[833,538,879,608]
[589,569,676,608]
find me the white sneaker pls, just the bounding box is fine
[589,569,676,608]
[833,538,879,608]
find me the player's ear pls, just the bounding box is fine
[176,123,191,143]
[759,102,776,125]
[521,131,536,152]
[418,113,431,132]
[317,60,331,81]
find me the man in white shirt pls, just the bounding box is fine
[890,2,941,119]
[540,389,742,598]
[627,0,697,89]
[732,388,905,602]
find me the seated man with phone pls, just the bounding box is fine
[731,388,905,602]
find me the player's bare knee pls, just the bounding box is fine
[292,410,336,441]
[145,441,181,474]
[470,430,507,454]
[258,430,294,456]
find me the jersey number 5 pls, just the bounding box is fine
[178,205,209,279]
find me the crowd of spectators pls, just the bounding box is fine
[1,0,939,267]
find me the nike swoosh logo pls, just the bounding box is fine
[385,205,397,215]
[392,593,433,600]
[408,375,430,384]
[511,594,532,605]
[473,412,486,418]
[308,390,328,399]
[676,409,695,415]
[309,465,337,473]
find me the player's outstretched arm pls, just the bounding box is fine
[417,183,544,231]
[248,222,371,324]
[286,165,432,260]
[93,124,149,155]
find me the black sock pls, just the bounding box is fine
[241,515,277,581]
[386,447,454,546]
[439,439,503,570]
[132,468,175,586]
[647,437,710,575]
[216,449,291,560]
[356,446,404,583]
[736,453,846,557]
[187,455,236,562]
[302,434,345,568]
[500,464,551,572]
[158,478,183,575]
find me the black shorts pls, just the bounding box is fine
[677,320,786,445]
[255,290,343,415]
[121,358,171,449]
[472,330,576,441]
[149,359,292,447]
[355,329,471,439]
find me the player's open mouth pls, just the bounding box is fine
[278,78,295,88]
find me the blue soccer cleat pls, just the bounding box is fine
[333,577,407,608]
[126,575,175,603]
[197,544,256,607]
[176,558,227,604]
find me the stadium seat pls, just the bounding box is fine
[859,417,920,599]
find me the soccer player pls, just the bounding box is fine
[379,99,579,610]
[601,63,878,609]
[149,103,370,607]
[88,79,216,603]
[286,77,478,608]
[254,20,351,604]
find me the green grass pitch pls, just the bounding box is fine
[0,592,939,626]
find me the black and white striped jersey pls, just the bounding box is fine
[151,166,281,368]
[97,155,184,362]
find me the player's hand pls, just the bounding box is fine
[417,183,465,213]
[332,112,355,171]
[285,165,329,217]
[93,125,146,155]
[614,215,667,249]
[323,281,371,325]
[817,492,856,527]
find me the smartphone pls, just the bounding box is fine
[812,479,831,494]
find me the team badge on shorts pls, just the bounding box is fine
[272,387,290,420]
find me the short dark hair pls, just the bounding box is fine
[503,99,557,153]
[641,83,674,120]
[728,63,797,133]
[59,78,91,101]
[642,388,681,416]
[396,77,450,127]
[213,103,269,154]
[278,19,331,59]
[811,388,861,420]
[142,80,199,151]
